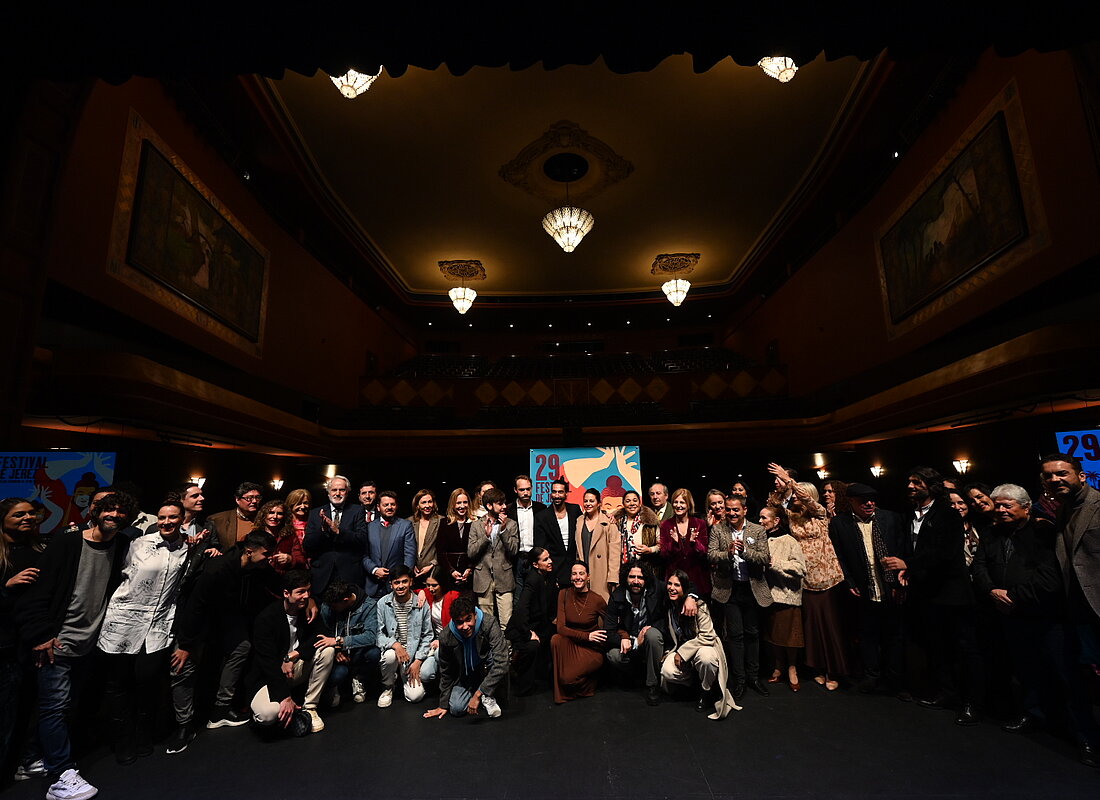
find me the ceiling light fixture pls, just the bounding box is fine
[662,279,691,306]
[329,67,383,98]
[542,153,594,252]
[758,56,798,83]
[439,259,486,315]
[448,286,476,314]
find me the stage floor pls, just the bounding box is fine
[7,681,1098,799]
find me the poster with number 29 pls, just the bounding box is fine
[530,446,642,514]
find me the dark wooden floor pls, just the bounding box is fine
[7,681,1098,799]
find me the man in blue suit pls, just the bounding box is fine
[303,475,368,596]
[363,490,417,599]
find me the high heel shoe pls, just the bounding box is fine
[825,679,839,691]
[790,680,801,693]
[767,672,781,684]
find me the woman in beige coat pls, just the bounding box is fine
[574,488,621,602]
[760,505,807,691]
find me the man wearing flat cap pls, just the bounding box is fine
[828,483,909,693]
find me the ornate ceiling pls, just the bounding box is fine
[263,54,866,302]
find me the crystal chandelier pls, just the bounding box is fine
[758,56,798,83]
[448,286,477,314]
[330,67,383,99]
[661,278,691,306]
[542,206,595,253]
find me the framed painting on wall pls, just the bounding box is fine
[876,81,1049,338]
[108,110,269,354]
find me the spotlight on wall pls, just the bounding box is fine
[869,465,885,478]
[189,476,206,488]
[272,479,284,491]
[952,459,971,475]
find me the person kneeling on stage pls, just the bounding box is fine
[247,569,336,735]
[659,570,739,720]
[605,562,695,706]
[377,566,435,707]
[423,597,508,720]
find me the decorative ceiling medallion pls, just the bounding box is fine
[650,253,700,275]
[499,120,633,205]
[438,260,487,281]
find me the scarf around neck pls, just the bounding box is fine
[448,607,484,673]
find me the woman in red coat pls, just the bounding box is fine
[659,488,710,596]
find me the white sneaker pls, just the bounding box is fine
[305,708,325,733]
[46,769,98,800]
[376,687,393,708]
[14,758,46,780]
[481,695,501,718]
[351,677,366,703]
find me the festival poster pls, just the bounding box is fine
[530,446,642,514]
[1054,430,1100,489]
[0,452,117,534]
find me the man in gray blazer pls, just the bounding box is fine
[708,492,771,699]
[468,488,519,629]
[1042,453,1100,767]
[363,491,416,599]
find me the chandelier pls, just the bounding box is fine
[661,278,691,307]
[439,260,486,315]
[542,206,595,253]
[541,152,594,252]
[448,286,477,314]
[330,67,383,99]
[758,56,798,83]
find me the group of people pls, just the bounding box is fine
[1,454,1099,800]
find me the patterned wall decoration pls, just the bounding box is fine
[360,367,787,412]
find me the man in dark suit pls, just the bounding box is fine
[885,467,983,725]
[533,477,581,589]
[303,475,367,597]
[363,490,416,599]
[505,474,546,595]
[829,482,909,693]
[207,482,263,553]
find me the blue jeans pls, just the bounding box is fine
[447,661,495,716]
[36,653,92,778]
[328,646,380,689]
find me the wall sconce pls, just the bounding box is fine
[869,465,885,478]
[189,476,206,488]
[816,468,829,480]
[952,459,971,474]
[272,479,284,491]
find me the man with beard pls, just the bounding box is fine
[304,475,368,597]
[363,491,416,600]
[358,480,379,525]
[1040,454,1100,767]
[604,562,695,706]
[534,478,581,589]
[882,467,982,726]
[18,491,139,800]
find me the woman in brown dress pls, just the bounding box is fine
[551,561,608,703]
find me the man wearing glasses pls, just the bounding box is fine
[209,482,264,552]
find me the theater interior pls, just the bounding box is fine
[4,7,1100,508]
[3,5,1100,799]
